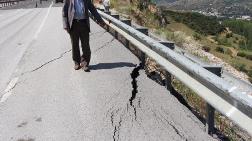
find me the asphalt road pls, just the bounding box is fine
[0,3,215,141]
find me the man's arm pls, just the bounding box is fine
[87,0,105,26]
[62,0,70,31]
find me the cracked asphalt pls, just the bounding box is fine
[0,3,215,141]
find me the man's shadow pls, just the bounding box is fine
[89,62,136,70]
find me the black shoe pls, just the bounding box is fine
[74,62,80,70]
[83,66,90,72]
[80,60,87,68]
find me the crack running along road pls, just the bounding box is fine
[0,7,215,141]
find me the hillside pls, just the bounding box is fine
[110,0,252,83]
[156,0,252,16]
[109,0,252,140]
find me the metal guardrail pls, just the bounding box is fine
[93,9,252,136]
[0,0,19,7]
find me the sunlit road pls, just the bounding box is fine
[0,2,215,141]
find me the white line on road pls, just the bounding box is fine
[0,2,53,103]
[0,77,19,103]
[34,1,53,39]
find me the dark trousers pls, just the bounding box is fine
[69,19,91,65]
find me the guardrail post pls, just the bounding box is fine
[204,67,221,135]
[103,11,111,31]
[135,28,148,69]
[120,19,131,26]
[159,41,175,50]
[206,104,215,135]
[120,19,131,48]
[204,66,222,77]
[161,42,175,91]
[140,52,145,69]
[104,11,111,15]
[111,14,119,39]
[111,14,119,19]
[165,71,172,91]
[99,8,104,12]
[135,27,148,36]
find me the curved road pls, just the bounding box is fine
[0,3,215,141]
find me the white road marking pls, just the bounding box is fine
[226,107,237,117]
[0,2,53,103]
[0,77,19,103]
[34,1,53,39]
[228,86,237,93]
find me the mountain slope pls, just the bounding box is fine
[156,0,252,16]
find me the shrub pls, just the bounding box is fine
[239,40,248,49]
[248,70,252,77]
[217,37,231,46]
[212,36,218,41]
[237,51,246,57]
[216,46,225,53]
[226,48,234,56]
[223,19,252,50]
[226,33,233,38]
[237,52,252,60]
[193,33,202,40]
[163,10,224,35]
[202,46,211,52]
[234,63,247,73]
[245,54,252,60]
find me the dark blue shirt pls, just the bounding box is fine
[74,0,85,19]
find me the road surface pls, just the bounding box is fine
[0,2,215,141]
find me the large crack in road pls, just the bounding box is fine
[106,62,194,140]
[107,63,144,140]
[129,63,142,106]
[128,63,143,121]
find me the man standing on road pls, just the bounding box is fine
[62,0,105,71]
